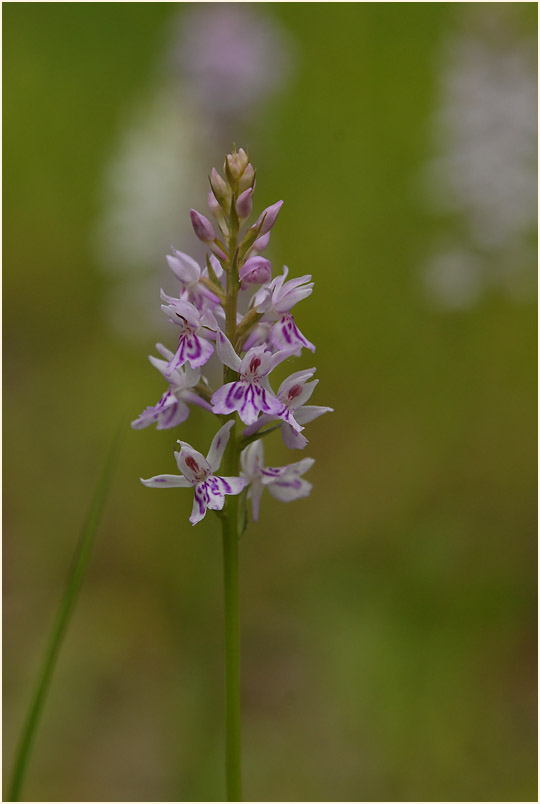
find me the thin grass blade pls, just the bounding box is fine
[7,424,124,802]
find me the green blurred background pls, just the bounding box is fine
[3,3,537,801]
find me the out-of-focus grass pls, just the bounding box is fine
[3,3,537,801]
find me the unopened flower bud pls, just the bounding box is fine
[236,148,249,170]
[236,188,253,219]
[239,256,272,286]
[253,200,283,236]
[238,163,255,193]
[225,148,250,183]
[210,168,228,203]
[208,189,222,217]
[249,231,270,255]
[190,209,215,242]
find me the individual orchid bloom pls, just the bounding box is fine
[251,266,315,353]
[211,331,300,426]
[160,293,218,373]
[166,247,222,309]
[242,367,333,449]
[240,439,314,521]
[131,343,213,431]
[141,420,247,526]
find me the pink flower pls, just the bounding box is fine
[160,294,217,372]
[250,266,315,353]
[240,439,314,521]
[141,421,247,525]
[131,344,212,431]
[166,247,221,308]
[211,331,299,426]
[242,367,332,448]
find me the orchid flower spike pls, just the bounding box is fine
[240,439,314,521]
[135,146,331,531]
[141,420,247,525]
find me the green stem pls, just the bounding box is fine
[7,427,122,802]
[220,187,242,800]
[221,427,242,801]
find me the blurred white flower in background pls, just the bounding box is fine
[420,9,537,310]
[93,4,296,340]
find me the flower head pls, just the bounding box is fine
[251,266,315,353]
[211,331,299,426]
[131,344,212,431]
[240,439,314,521]
[242,367,333,448]
[160,294,217,372]
[166,247,222,309]
[141,420,247,525]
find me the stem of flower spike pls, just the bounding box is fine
[221,195,243,801]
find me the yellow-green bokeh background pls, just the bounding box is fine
[4,3,537,801]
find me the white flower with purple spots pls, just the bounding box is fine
[242,367,333,449]
[249,266,315,353]
[240,439,314,521]
[141,420,247,525]
[131,343,213,431]
[211,331,300,426]
[160,294,218,373]
[166,247,223,310]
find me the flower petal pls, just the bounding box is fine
[206,420,234,472]
[140,474,192,488]
[240,440,264,480]
[281,423,309,450]
[294,405,334,426]
[174,446,211,483]
[211,381,242,415]
[248,479,264,522]
[190,482,209,525]
[216,330,242,372]
[271,315,315,354]
[181,389,214,413]
[267,477,313,502]
[166,249,200,285]
[214,476,248,496]
[168,332,214,372]
[269,346,299,372]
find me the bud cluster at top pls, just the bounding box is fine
[134,147,332,526]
